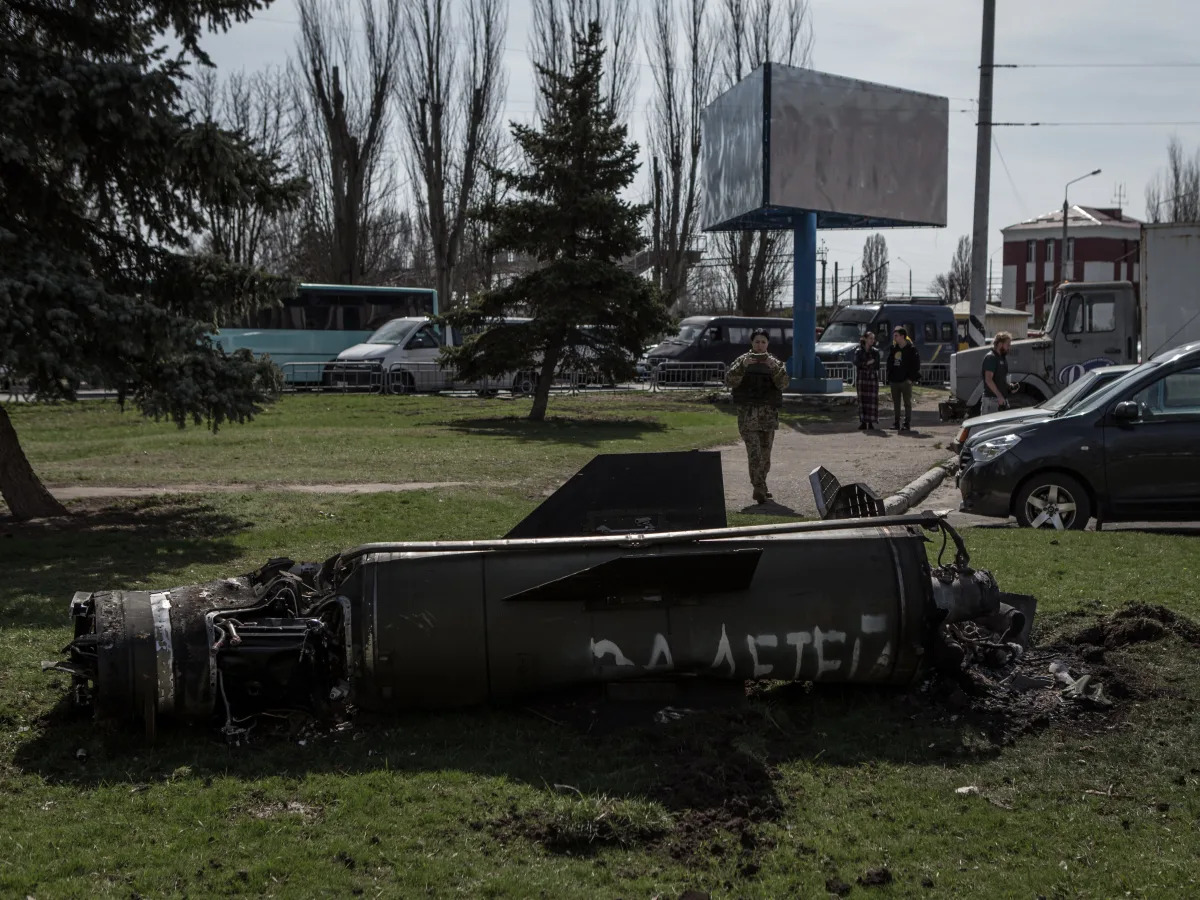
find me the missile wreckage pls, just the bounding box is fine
[49,453,1036,737]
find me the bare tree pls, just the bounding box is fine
[530,0,636,120]
[187,67,296,269]
[292,0,402,284]
[396,0,507,311]
[931,235,972,305]
[1145,136,1200,224]
[860,233,889,299]
[645,0,716,310]
[711,0,813,315]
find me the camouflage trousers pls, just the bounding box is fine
[738,405,780,492]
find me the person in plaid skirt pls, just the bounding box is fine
[853,331,881,430]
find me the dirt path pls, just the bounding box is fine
[44,482,468,500]
[39,395,957,515]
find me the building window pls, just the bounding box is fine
[1026,285,1034,308]
[1066,237,1075,261]
[1046,240,1054,264]
[1026,240,1035,263]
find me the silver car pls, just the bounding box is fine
[951,365,1136,452]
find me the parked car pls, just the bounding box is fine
[950,365,1136,451]
[958,341,1200,530]
[645,316,794,370]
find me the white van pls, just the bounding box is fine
[326,317,534,394]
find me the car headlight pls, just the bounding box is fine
[973,433,1021,463]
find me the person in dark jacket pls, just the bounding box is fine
[725,328,790,504]
[885,327,921,431]
[853,330,881,430]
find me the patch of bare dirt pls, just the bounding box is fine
[236,800,324,822]
[1061,603,1200,649]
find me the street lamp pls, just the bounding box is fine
[896,257,913,298]
[1062,168,1101,285]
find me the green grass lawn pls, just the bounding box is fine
[2,395,1198,897]
[5,391,828,493]
[2,486,1199,898]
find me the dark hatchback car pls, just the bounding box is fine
[958,341,1200,530]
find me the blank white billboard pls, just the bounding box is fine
[702,64,948,231]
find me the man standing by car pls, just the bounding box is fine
[981,331,1018,415]
[886,327,921,431]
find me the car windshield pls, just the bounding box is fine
[1040,370,1106,412]
[819,322,864,343]
[366,319,417,345]
[1055,360,1160,418]
[668,323,708,344]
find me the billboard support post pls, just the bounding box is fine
[789,213,830,390]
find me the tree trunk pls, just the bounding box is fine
[0,404,68,519]
[528,341,563,423]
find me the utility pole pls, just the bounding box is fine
[833,261,839,306]
[967,0,996,349]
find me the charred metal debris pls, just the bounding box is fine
[48,453,1040,739]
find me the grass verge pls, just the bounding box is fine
[3,391,833,494]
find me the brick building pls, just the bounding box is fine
[1000,206,1141,322]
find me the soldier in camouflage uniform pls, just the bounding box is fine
[725,328,791,504]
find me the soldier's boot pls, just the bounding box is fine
[752,484,768,504]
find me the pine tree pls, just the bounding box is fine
[444,20,670,422]
[0,1,305,519]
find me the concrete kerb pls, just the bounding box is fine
[884,455,959,515]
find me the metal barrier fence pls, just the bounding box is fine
[648,362,727,390]
[819,362,951,388]
[281,360,596,395]
[281,357,955,396]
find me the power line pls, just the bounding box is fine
[991,132,1027,216]
[995,62,1200,69]
[992,120,1200,127]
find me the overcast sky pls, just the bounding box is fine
[196,0,1200,300]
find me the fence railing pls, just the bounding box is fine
[819,362,951,388]
[281,357,959,396]
[281,361,384,392]
[648,362,727,390]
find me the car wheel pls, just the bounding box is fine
[388,372,415,395]
[1014,474,1091,531]
[512,371,537,396]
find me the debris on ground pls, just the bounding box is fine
[857,866,894,887]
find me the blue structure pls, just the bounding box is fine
[699,64,949,393]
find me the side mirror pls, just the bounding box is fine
[1112,401,1140,422]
